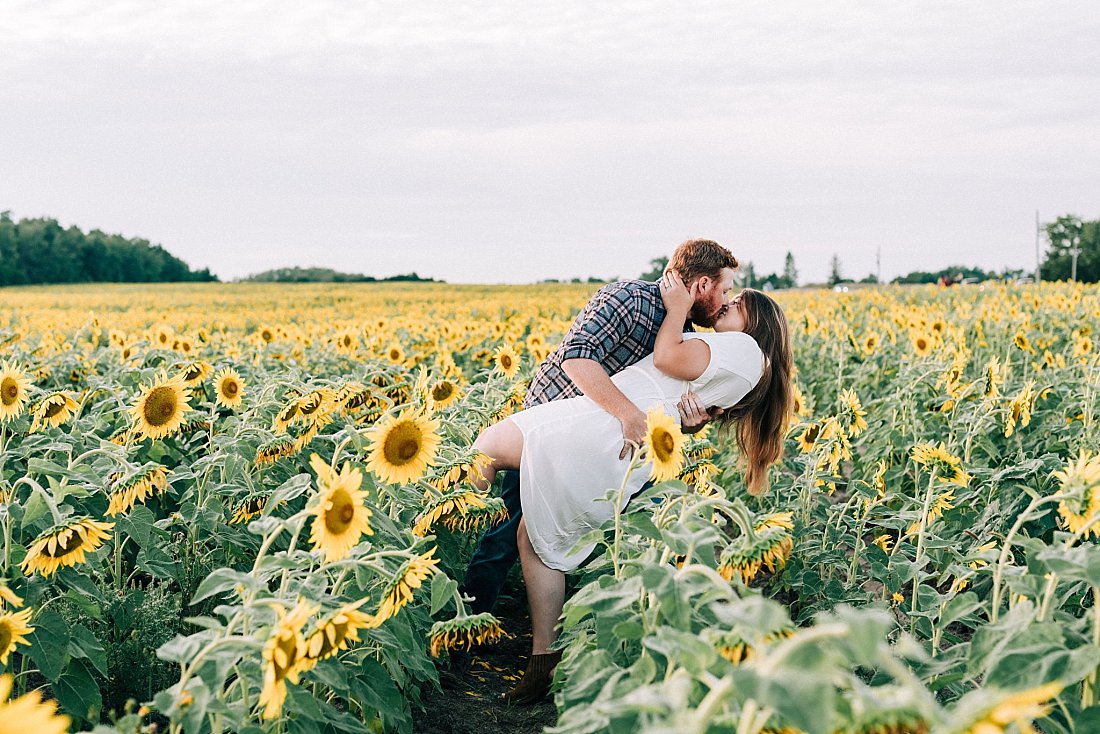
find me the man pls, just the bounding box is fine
[448,238,738,680]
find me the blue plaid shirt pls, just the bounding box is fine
[524,279,693,409]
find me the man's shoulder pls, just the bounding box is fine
[591,279,660,303]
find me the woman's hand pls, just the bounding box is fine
[677,390,711,433]
[660,270,695,314]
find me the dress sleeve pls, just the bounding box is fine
[688,333,764,405]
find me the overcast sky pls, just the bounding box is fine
[2,1,1098,284]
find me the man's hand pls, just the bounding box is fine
[618,406,648,460]
[678,390,712,434]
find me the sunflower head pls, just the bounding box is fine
[301,602,377,667]
[0,672,69,734]
[718,522,794,585]
[375,548,440,624]
[1053,451,1100,539]
[644,408,686,482]
[255,436,298,466]
[214,367,245,409]
[130,372,192,441]
[493,345,521,380]
[308,454,373,563]
[364,410,442,485]
[0,607,33,665]
[176,360,213,386]
[429,379,461,409]
[259,599,317,720]
[21,517,114,578]
[106,465,169,516]
[0,361,32,423]
[28,392,80,433]
[428,612,508,657]
[910,442,969,486]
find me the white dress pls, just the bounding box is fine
[508,331,765,571]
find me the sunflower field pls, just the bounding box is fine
[0,280,1098,734]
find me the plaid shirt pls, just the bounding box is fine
[524,279,693,409]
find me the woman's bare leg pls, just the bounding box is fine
[517,517,565,654]
[470,418,523,491]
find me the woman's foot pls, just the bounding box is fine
[498,650,562,705]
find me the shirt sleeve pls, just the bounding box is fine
[558,286,646,366]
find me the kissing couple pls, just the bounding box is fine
[455,238,793,704]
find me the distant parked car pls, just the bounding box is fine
[832,284,849,293]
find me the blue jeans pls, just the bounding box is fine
[460,469,524,615]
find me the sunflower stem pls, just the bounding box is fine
[990,493,1067,623]
[611,448,646,579]
[911,468,939,625]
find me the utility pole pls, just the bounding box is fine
[876,246,881,284]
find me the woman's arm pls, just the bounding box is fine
[654,270,711,381]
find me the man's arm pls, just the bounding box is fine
[561,358,647,460]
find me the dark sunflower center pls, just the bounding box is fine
[0,622,11,652]
[46,529,86,558]
[44,399,67,418]
[653,429,675,461]
[805,425,820,443]
[1,377,20,405]
[432,383,454,401]
[144,386,179,427]
[500,355,513,369]
[222,379,239,397]
[324,490,356,534]
[917,338,928,350]
[273,633,298,680]
[383,422,422,466]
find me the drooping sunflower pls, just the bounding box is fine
[0,607,34,664]
[28,392,80,433]
[255,436,298,466]
[796,422,822,453]
[428,612,507,657]
[106,465,169,516]
[717,516,793,585]
[214,367,245,409]
[440,497,508,534]
[910,442,970,486]
[0,673,70,734]
[375,548,440,624]
[258,599,317,720]
[364,410,442,485]
[230,494,270,524]
[21,517,114,578]
[176,360,213,387]
[1003,381,1038,438]
[906,488,957,536]
[429,453,493,494]
[644,408,686,483]
[300,601,377,671]
[711,626,793,665]
[308,454,374,563]
[983,356,1006,398]
[271,397,301,433]
[493,345,521,380]
[130,372,192,441]
[1053,450,1100,539]
[412,488,506,536]
[0,361,32,423]
[837,388,868,437]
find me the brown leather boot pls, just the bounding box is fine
[499,650,562,705]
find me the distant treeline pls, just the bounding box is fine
[0,212,216,285]
[240,267,439,283]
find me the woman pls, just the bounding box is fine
[471,270,793,704]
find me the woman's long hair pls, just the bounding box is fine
[722,289,793,495]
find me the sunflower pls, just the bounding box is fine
[429,379,461,409]
[28,392,80,433]
[375,548,440,624]
[837,388,868,437]
[384,343,406,364]
[910,332,934,358]
[0,579,22,608]
[0,673,69,734]
[255,436,297,466]
[712,626,793,665]
[176,360,213,387]
[911,442,970,486]
[1012,331,1035,353]
[428,612,508,657]
[21,517,114,578]
[230,494,270,524]
[796,422,822,453]
[295,389,335,427]
[862,332,880,356]
[959,682,1061,734]
[0,361,31,422]
[1053,451,1100,539]
[440,498,509,533]
[1003,381,1037,438]
[493,345,521,380]
[717,518,793,585]
[308,454,373,563]
[300,602,377,670]
[130,372,191,441]
[644,408,686,482]
[983,356,1005,398]
[906,489,957,535]
[429,453,493,494]
[412,489,504,536]
[334,381,372,413]
[214,367,245,409]
[364,410,442,485]
[107,465,169,516]
[790,383,812,418]
[258,599,317,720]
[0,607,33,664]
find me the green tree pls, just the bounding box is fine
[640,256,668,281]
[781,251,798,288]
[1042,215,1099,283]
[828,254,843,286]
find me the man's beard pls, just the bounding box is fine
[689,301,718,328]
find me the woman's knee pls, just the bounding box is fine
[474,419,523,470]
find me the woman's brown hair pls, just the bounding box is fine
[721,288,793,495]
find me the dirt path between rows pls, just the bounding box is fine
[413,590,557,734]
